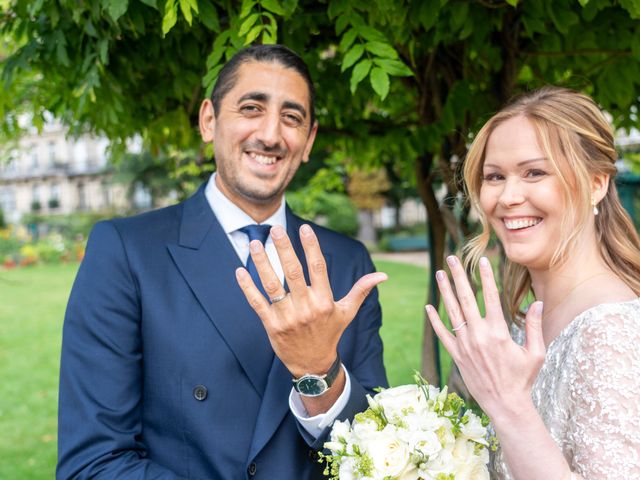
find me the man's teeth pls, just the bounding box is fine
[504,218,541,230]
[249,152,277,165]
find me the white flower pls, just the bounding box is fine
[403,429,442,458]
[360,427,411,478]
[374,384,425,422]
[451,438,490,480]
[460,411,489,446]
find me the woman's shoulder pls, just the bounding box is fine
[574,297,640,343]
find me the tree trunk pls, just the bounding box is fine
[356,209,376,245]
[415,153,448,387]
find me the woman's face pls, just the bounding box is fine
[479,115,566,270]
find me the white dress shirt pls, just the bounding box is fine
[205,174,351,438]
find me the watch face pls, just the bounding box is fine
[296,376,328,397]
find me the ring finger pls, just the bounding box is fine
[248,240,288,304]
[435,270,468,334]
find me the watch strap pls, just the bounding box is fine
[292,354,342,390]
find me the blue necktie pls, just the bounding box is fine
[239,224,272,298]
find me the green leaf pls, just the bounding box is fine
[179,0,193,25]
[349,58,371,94]
[328,0,348,20]
[98,39,109,64]
[244,24,263,45]
[198,0,220,31]
[364,41,398,59]
[240,0,257,18]
[505,0,518,6]
[138,0,157,8]
[260,0,286,16]
[282,0,298,16]
[578,0,589,6]
[261,29,276,44]
[341,44,364,72]
[373,58,413,77]
[335,13,350,35]
[203,64,224,96]
[356,25,387,43]
[419,0,440,31]
[238,13,260,36]
[339,28,358,52]
[103,0,129,21]
[369,67,389,100]
[162,0,178,35]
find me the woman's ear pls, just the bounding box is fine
[199,99,216,143]
[591,173,610,204]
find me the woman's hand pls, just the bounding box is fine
[425,255,545,420]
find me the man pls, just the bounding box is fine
[57,44,388,479]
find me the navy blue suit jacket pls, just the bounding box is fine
[57,185,387,479]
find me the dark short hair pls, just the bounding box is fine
[211,44,316,127]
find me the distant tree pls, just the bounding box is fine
[3,0,640,384]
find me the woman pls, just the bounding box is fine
[426,87,640,479]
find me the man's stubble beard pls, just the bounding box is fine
[217,163,289,206]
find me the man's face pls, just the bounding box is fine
[200,61,317,219]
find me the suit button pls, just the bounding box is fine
[193,385,208,401]
[247,462,257,477]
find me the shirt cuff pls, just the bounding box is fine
[288,364,352,439]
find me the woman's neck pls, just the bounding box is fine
[527,238,617,345]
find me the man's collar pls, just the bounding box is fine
[204,173,287,233]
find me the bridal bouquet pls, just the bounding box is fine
[321,374,492,480]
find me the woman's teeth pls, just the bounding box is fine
[504,218,541,230]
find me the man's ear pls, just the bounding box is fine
[592,172,610,204]
[199,99,216,143]
[301,121,318,163]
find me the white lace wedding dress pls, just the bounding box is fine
[490,298,640,479]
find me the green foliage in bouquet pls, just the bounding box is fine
[320,373,496,480]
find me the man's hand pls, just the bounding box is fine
[235,224,387,414]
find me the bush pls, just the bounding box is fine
[22,211,115,239]
[287,191,358,237]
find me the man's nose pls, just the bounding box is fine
[498,177,526,207]
[256,112,282,147]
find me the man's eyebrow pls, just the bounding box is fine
[237,92,269,103]
[483,157,548,169]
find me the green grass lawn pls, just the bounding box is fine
[0,263,79,480]
[0,259,433,479]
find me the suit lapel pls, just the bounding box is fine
[167,186,273,396]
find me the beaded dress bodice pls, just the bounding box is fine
[490,299,640,479]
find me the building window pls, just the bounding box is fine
[77,182,86,210]
[31,184,42,212]
[0,186,16,215]
[48,141,57,165]
[30,145,39,169]
[49,183,60,209]
[102,180,111,207]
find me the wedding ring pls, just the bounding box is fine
[452,321,467,332]
[270,294,287,304]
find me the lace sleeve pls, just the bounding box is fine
[568,308,640,479]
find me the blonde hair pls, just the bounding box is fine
[463,86,640,321]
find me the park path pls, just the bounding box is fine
[371,251,430,268]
